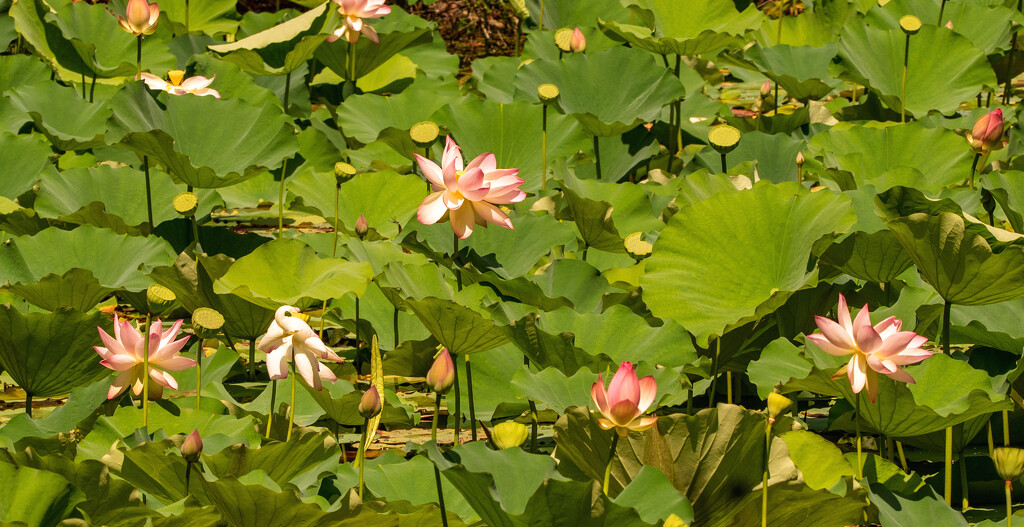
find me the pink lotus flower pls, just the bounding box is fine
[257,306,343,390]
[118,0,159,36]
[139,70,220,98]
[415,136,526,239]
[95,316,197,400]
[967,108,1005,153]
[806,294,932,403]
[570,27,586,53]
[591,362,658,436]
[327,0,391,44]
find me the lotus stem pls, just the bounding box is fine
[603,433,620,496]
[393,307,400,349]
[466,354,477,441]
[1005,410,1012,446]
[453,234,462,292]
[248,337,256,381]
[194,336,202,410]
[897,441,908,472]
[136,35,142,77]
[332,182,339,258]
[593,136,602,180]
[432,398,450,527]
[1004,29,1019,105]
[541,104,548,191]
[775,0,783,43]
[354,297,362,373]
[855,392,862,480]
[539,0,543,31]
[990,419,997,456]
[762,416,772,527]
[525,356,539,453]
[970,152,982,191]
[143,157,154,231]
[885,435,895,463]
[960,451,970,510]
[901,31,910,123]
[266,380,277,439]
[727,371,733,404]
[709,338,720,408]
[277,72,292,239]
[319,302,326,339]
[452,354,461,445]
[720,153,728,174]
[945,426,954,505]
[287,355,296,442]
[938,0,948,26]
[89,71,96,103]
[191,213,200,252]
[674,56,682,161]
[358,417,368,500]
[687,386,694,415]
[24,392,32,418]
[348,41,357,87]
[81,70,86,99]
[1007,480,1014,527]
[184,460,192,495]
[142,313,151,430]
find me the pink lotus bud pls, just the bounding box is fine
[358,386,382,419]
[760,80,771,99]
[796,151,805,165]
[119,0,159,36]
[426,349,455,394]
[968,108,1005,153]
[181,429,203,462]
[570,27,586,53]
[945,21,953,30]
[355,214,368,238]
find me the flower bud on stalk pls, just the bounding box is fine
[181,429,203,462]
[967,108,1005,153]
[358,386,382,419]
[426,349,455,394]
[569,27,586,53]
[355,214,368,239]
[767,392,793,424]
[760,80,771,99]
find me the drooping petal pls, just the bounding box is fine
[863,368,878,403]
[414,154,445,187]
[636,376,658,413]
[806,333,854,356]
[150,368,177,390]
[153,355,198,371]
[596,417,617,430]
[318,364,338,382]
[100,354,139,371]
[417,192,449,225]
[848,354,867,394]
[139,72,170,92]
[607,362,640,407]
[360,23,380,44]
[108,369,134,399]
[882,365,915,384]
[591,375,610,415]
[258,321,288,352]
[449,203,476,239]
[471,201,513,229]
[267,345,291,380]
[180,75,214,91]
[887,347,932,365]
[294,350,321,390]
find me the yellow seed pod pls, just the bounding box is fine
[899,15,921,35]
[508,0,529,20]
[192,307,225,339]
[167,70,185,86]
[708,125,741,154]
[624,232,653,258]
[173,192,198,216]
[554,28,573,52]
[146,284,177,316]
[537,83,560,104]
[334,162,357,185]
[409,121,440,147]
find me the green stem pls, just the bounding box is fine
[541,105,548,191]
[287,355,296,442]
[142,313,152,430]
[1005,29,1019,105]
[525,356,538,453]
[943,300,952,354]
[190,214,200,252]
[960,451,970,510]
[897,441,908,472]
[539,0,543,31]
[990,419,997,456]
[185,0,189,34]
[185,461,192,495]
[136,35,142,78]
[349,41,357,86]
[938,0,948,27]
[452,354,461,445]
[674,55,682,162]
[762,418,772,527]
[277,72,292,239]
[433,393,441,442]
[194,336,202,410]
[593,135,602,180]
[355,297,361,373]
[453,234,462,291]
[393,307,400,349]
[143,157,154,230]
[266,380,277,439]
[970,152,982,191]
[775,0,783,43]
[81,70,86,99]
[248,338,256,381]
[433,464,449,527]
[466,355,477,441]
[332,182,339,258]
[24,392,32,418]
[855,391,862,480]
[89,71,96,103]
[945,426,954,505]
[1007,481,1014,527]
[709,338,720,408]
[358,419,368,500]
[720,153,728,174]
[726,371,733,404]
[603,433,620,496]
[1005,409,1012,446]
[902,32,910,123]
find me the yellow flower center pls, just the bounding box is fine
[168,70,185,86]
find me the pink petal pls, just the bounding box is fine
[883,366,915,384]
[465,152,496,172]
[154,356,198,371]
[628,415,658,432]
[805,333,854,356]
[875,331,917,358]
[457,168,489,201]
[608,399,641,427]
[150,368,177,390]
[848,355,866,394]
[854,324,882,354]
[837,294,852,333]
[887,348,932,366]
[472,201,513,229]
[637,376,657,413]
[318,364,338,382]
[450,203,476,239]
[100,354,138,371]
[607,362,640,407]
[267,345,291,380]
[98,328,125,357]
[814,316,855,349]
[294,351,321,390]
[258,321,287,352]
[417,192,449,225]
[591,374,610,415]
[414,154,445,187]
[441,136,464,173]
[361,24,380,44]
[181,75,214,91]
[851,303,873,336]
[108,370,134,399]
[442,189,464,210]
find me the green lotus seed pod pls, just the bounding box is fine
[708,124,741,154]
[334,162,357,185]
[492,421,529,450]
[509,0,529,19]
[537,83,560,104]
[624,232,653,259]
[192,307,225,339]
[767,392,793,420]
[899,15,921,35]
[147,284,177,316]
[554,28,573,52]
[173,192,198,216]
[410,121,440,147]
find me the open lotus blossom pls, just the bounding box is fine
[95,316,197,400]
[806,293,932,403]
[118,0,159,36]
[139,70,220,98]
[591,362,658,436]
[257,306,343,390]
[415,136,526,239]
[327,0,391,44]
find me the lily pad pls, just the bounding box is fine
[208,2,335,76]
[599,0,765,56]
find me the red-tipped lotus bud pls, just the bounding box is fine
[181,429,203,462]
[796,151,805,166]
[760,80,771,99]
[358,386,382,419]
[570,27,586,53]
[426,349,455,394]
[968,108,1005,153]
[355,214,368,239]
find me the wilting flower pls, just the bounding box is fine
[426,348,455,394]
[181,429,203,462]
[95,316,197,399]
[966,108,1006,153]
[139,70,220,98]
[327,0,391,44]
[591,362,658,436]
[569,27,586,52]
[257,306,343,390]
[118,0,159,36]
[806,293,932,403]
[415,136,526,239]
[492,421,528,449]
[358,386,383,419]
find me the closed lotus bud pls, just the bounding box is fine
[426,349,455,394]
[355,214,368,239]
[192,307,225,340]
[760,80,771,99]
[181,429,203,462]
[663,514,689,527]
[767,392,793,421]
[126,0,154,30]
[358,386,382,419]
[147,284,176,316]
[796,151,805,166]
[992,447,1024,482]
[968,108,1005,153]
[570,27,586,53]
[492,421,529,450]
